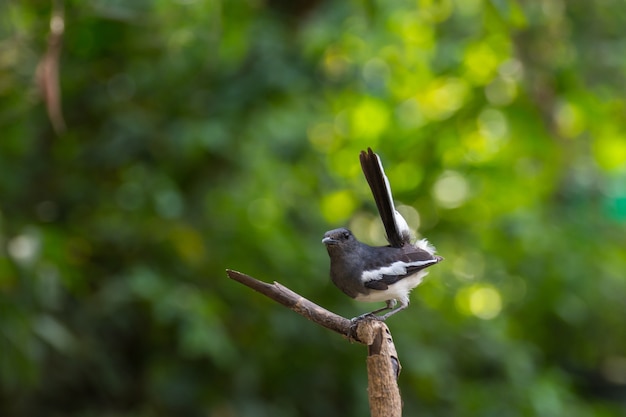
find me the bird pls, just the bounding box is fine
[322,148,443,321]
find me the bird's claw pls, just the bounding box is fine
[351,312,384,323]
[347,313,386,341]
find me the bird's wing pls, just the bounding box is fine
[361,248,441,288]
[359,148,411,247]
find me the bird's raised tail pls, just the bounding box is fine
[359,148,411,247]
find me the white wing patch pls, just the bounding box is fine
[360,259,439,283]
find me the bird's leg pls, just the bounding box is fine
[351,299,397,322]
[371,299,396,315]
[378,299,409,321]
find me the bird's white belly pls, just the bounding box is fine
[354,270,429,303]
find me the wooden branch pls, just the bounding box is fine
[226,269,352,339]
[357,321,403,417]
[226,269,403,416]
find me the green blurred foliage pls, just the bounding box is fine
[1,0,626,416]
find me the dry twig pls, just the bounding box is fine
[226,269,403,417]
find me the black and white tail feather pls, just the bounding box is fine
[359,148,412,247]
[323,148,443,321]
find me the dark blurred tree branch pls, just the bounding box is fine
[36,0,66,135]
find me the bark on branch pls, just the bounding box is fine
[226,269,403,417]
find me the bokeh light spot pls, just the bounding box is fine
[464,37,509,85]
[478,108,508,140]
[321,190,357,224]
[555,101,586,138]
[456,284,502,320]
[602,356,626,385]
[8,232,40,265]
[592,130,626,172]
[396,98,425,129]
[432,171,469,208]
[389,162,423,192]
[485,77,517,106]
[419,77,469,120]
[350,98,390,139]
[362,58,390,85]
[469,286,502,319]
[155,189,183,219]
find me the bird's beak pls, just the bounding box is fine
[322,236,338,245]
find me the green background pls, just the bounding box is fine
[2,0,626,416]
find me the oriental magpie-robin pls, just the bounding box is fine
[322,148,443,320]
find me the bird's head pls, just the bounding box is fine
[322,228,358,253]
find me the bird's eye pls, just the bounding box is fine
[342,231,350,240]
